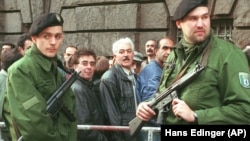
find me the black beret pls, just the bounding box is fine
[29,13,64,36]
[173,0,208,21]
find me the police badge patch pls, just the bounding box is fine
[239,72,250,88]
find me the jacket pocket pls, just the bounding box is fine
[36,79,56,99]
[119,90,134,112]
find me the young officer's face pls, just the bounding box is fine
[32,26,64,58]
[176,6,211,44]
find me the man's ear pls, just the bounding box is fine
[31,36,37,43]
[176,20,182,29]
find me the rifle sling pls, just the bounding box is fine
[172,37,212,83]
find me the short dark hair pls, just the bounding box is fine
[1,42,15,49]
[156,37,174,48]
[95,56,109,76]
[17,33,32,49]
[1,48,22,71]
[70,48,96,65]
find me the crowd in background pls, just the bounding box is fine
[0,33,249,141]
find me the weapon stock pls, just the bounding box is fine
[46,71,80,121]
[129,63,205,137]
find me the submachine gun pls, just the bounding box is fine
[46,71,80,121]
[129,63,205,137]
[17,71,80,141]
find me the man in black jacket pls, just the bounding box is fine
[100,37,142,141]
[71,48,109,141]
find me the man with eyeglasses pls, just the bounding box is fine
[70,48,109,141]
[2,13,77,141]
[141,39,157,70]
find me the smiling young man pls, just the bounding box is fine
[70,48,109,141]
[2,13,77,141]
[136,0,250,125]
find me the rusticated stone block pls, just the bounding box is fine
[140,3,168,28]
[0,0,17,10]
[214,0,235,15]
[232,29,250,48]
[17,0,32,23]
[0,12,22,33]
[233,0,250,27]
[0,34,20,44]
[62,9,77,31]
[91,32,118,56]
[105,4,137,29]
[50,0,63,13]
[30,0,44,20]
[75,6,106,30]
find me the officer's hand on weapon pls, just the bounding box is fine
[172,98,196,123]
[136,102,156,121]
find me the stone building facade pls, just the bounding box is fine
[0,0,250,57]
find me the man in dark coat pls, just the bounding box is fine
[71,48,109,141]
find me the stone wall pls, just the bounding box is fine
[0,0,250,57]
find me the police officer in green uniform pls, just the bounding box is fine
[136,0,250,124]
[2,13,77,141]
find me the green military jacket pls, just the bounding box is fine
[159,34,250,124]
[3,44,77,141]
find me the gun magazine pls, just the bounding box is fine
[61,104,76,122]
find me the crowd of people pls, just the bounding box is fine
[0,0,250,141]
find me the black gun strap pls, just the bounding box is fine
[199,37,212,67]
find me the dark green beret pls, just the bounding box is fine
[29,13,64,36]
[173,0,208,21]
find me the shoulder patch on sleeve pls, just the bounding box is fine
[239,72,250,88]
